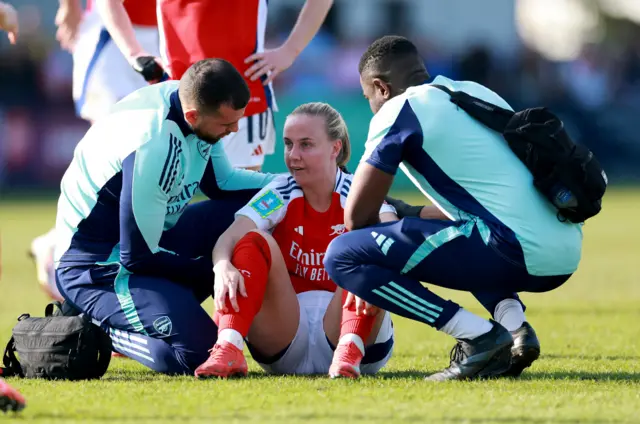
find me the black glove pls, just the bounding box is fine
[384,196,424,218]
[132,56,166,83]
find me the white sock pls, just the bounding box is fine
[439,309,493,340]
[338,333,365,355]
[218,329,244,350]
[494,299,525,332]
[45,227,57,241]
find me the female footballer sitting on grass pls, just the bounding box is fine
[195,102,396,379]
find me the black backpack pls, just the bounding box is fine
[1,302,112,380]
[431,84,607,223]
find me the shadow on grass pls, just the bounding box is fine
[374,370,429,380]
[101,373,162,382]
[100,370,335,382]
[25,412,634,423]
[27,413,237,422]
[99,369,640,383]
[521,370,640,382]
[375,370,640,382]
[543,353,640,361]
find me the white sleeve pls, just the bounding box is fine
[234,175,291,231]
[379,201,397,216]
[339,172,397,216]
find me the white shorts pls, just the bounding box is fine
[72,9,160,122]
[254,291,394,375]
[221,108,276,169]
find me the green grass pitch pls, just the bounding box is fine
[0,190,639,423]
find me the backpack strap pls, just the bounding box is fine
[1,337,24,378]
[430,83,454,96]
[2,313,31,377]
[45,301,63,317]
[45,301,81,318]
[430,84,514,133]
[90,326,113,380]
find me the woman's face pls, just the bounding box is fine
[283,114,340,188]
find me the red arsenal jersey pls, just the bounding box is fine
[86,0,157,27]
[236,170,396,294]
[157,0,274,117]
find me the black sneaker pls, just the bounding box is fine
[426,321,514,381]
[501,322,540,377]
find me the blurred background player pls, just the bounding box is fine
[30,0,160,301]
[0,0,18,44]
[58,0,160,121]
[95,0,334,171]
[0,4,26,411]
[195,103,395,379]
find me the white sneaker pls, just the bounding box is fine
[29,229,61,301]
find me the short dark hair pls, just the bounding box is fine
[358,35,429,84]
[179,58,250,114]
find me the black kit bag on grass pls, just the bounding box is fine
[1,302,112,380]
[431,84,607,223]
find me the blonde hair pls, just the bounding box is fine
[288,102,351,170]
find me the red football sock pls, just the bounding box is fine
[339,290,376,342]
[217,232,272,337]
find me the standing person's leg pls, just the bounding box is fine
[324,218,516,380]
[57,264,217,375]
[220,108,276,171]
